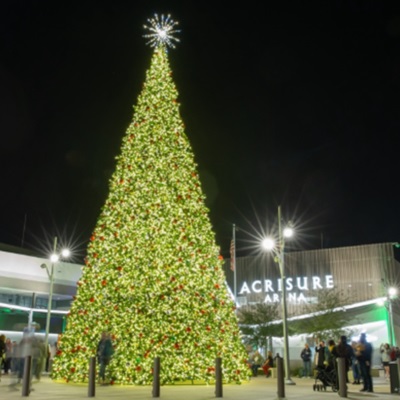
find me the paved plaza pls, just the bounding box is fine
[0,373,399,400]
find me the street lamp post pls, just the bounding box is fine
[40,236,70,371]
[261,205,295,385]
[388,287,397,347]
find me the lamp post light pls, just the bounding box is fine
[40,236,70,370]
[388,287,397,346]
[261,205,295,385]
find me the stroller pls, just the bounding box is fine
[313,366,338,392]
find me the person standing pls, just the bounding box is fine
[315,340,329,370]
[4,338,13,374]
[380,343,391,380]
[45,342,51,373]
[0,334,5,381]
[300,343,312,378]
[350,341,361,384]
[11,341,18,373]
[326,339,337,371]
[356,333,373,393]
[32,337,45,381]
[97,332,114,384]
[333,335,354,385]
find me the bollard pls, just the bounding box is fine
[397,358,400,392]
[152,357,160,398]
[88,356,96,397]
[215,357,223,398]
[275,354,286,400]
[337,357,347,398]
[22,355,32,397]
[389,360,400,393]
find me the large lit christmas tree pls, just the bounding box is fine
[52,15,250,385]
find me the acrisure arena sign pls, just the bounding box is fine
[238,275,334,304]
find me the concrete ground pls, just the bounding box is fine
[0,373,398,399]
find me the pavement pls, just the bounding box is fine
[0,373,399,399]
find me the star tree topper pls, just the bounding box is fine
[143,13,180,49]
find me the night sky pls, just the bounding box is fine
[1,1,399,261]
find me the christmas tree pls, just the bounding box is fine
[52,15,250,385]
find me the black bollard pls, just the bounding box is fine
[397,358,400,392]
[215,357,223,398]
[21,355,32,397]
[276,354,286,400]
[152,357,160,398]
[88,356,96,397]
[337,357,347,397]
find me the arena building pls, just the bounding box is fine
[223,242,400,366]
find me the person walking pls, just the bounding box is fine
[97,331,114,384]
[9,329,34,389]
[300,343,312,378]
[356,333,373,393]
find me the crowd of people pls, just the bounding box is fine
[0,329,115,385]
[2,329,399,388]
[0,330,57,383]
[300,333,400,393]
[247,332,400,392]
